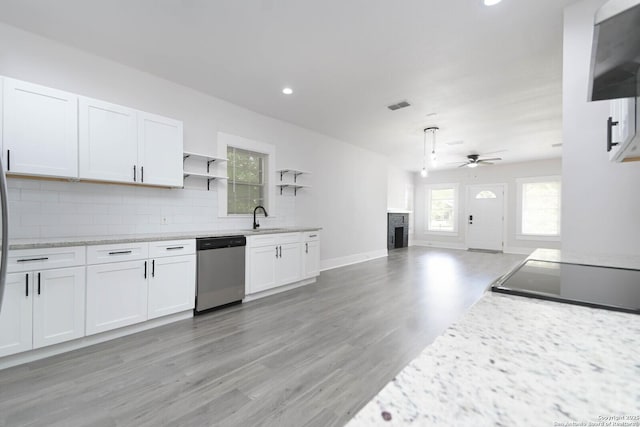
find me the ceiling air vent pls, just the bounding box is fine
[387,100,411,111]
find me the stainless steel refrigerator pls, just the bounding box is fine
[0,158,9,312]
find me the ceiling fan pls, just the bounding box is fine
[455,154,503,168]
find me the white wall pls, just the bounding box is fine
[413,158,562,254]
[562,0,640,256]
[387,165,415,243]
[387,165,414,212]
[0,23,389,267]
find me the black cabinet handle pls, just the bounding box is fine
[275,246,279,258]
[469,215,473,225]
[309,234,317,238]
[108,251,132,255]
[133,165,137,182]
[144,261,147,279]
[279,246,282,258]
[17,257,48,263]
[152,259,155,278]
[7,150,10,171]
[607,117,620,152]
[37,272,41,295]
[141,166,144,183]
[305,243,308,254]
[25,274,28,297]
[166,246,184,250]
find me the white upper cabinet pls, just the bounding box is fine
[138,112,183,187]
[2,78,78,178]
[79,97,138,183]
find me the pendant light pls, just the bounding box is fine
[420,129,428,178]
[422,126,439,177]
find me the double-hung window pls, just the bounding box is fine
[227,147,266,215]
[426,184,459,234]
[517,176,561,239]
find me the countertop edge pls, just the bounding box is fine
[9,227,323,250]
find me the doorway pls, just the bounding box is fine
[466,184,505,251]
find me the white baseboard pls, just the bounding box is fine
[243,277,317,302]
[411,240,467,250]
[0,310,193,371]
[320,249,388,272]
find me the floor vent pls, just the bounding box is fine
[387,100,411,111]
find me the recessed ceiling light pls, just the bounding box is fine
[282,87,293,95]
[484,0,502,6]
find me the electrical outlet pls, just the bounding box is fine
[161,217,168,225]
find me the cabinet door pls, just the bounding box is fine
[86,260,148,335]
[79,97,138,183]
[276,242,301,286]
[148,255,195,319]
[32,267,85,349]
[3,78,78,178]
[138,112,183,187]
[302,240,320,279]
[0,273,32,357]
[248,245,277,293]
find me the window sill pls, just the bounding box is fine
[516,234,560,242]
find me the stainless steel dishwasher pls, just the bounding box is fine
[195,236,246,313]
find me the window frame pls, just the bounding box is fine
[217,132,276,218]
[516,176,561,241]
[425,183,459,236]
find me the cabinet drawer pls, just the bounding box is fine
[149,239,195,258]
[303,231,320,242]
[248,235,278,248]
[8,246,85,273]
[276,233,301,245]
[87,242,149,265]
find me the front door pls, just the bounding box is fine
[466,184,505,251]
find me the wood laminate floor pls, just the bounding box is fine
[0,247,524,427]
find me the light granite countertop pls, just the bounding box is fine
[9,227,322,250]
[347,249,640,426]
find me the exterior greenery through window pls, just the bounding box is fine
[521,180,561,236]
[427,186,457,233]
[227,146,266,215]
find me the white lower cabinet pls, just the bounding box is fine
[276,242,302,285]
[247,231,320,295]
[32,267,85,348]
[248,245,278,293]
[0,267,85,358]
[0,273,33,358]
[86,260,149,336]
[302,237,320,279]
[85,240,196,335]
[148,254,196,320]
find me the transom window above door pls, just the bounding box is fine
[475,190,497,199]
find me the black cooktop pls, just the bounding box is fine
[491,259,640,314]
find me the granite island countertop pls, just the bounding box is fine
[9,226,322,250]
[347,249,640,426]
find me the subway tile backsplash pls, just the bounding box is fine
[7,178,295,239]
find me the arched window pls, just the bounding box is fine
[475,190,497,199]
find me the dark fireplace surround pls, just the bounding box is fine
[387,213,409,250]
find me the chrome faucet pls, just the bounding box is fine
[253,205,268,230]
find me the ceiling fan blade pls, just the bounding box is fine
[479,157,502,162]
[458,163,469,168]
[478,161,494,165]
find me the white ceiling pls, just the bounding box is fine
[0,0,576,172]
